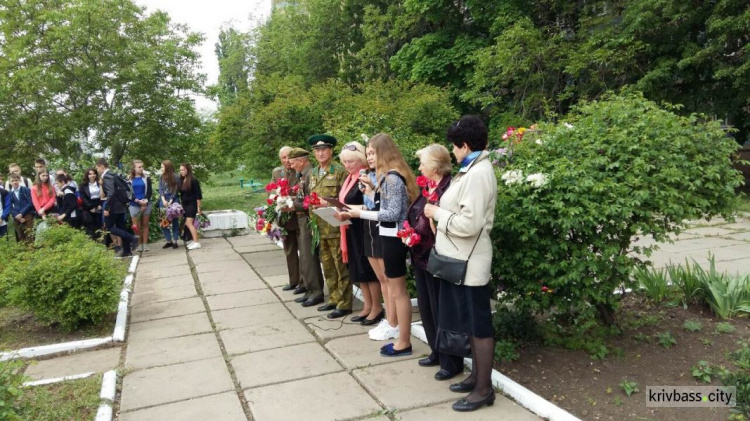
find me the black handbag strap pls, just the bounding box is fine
[443,213,482,259]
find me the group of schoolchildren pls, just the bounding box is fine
[0,157,203,257]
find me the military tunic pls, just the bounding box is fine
[309,162,351,310]
[292,164,324,299]
[273,166,301,288]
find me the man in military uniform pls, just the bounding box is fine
[287,148,325,307]
[273,146,304,293]
[307,134,352,319]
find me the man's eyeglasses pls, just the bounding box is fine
[343,144,358,151]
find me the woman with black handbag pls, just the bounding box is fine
[423,116,498,412]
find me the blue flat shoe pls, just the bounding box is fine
[380,343,412,357]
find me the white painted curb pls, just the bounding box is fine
[0,256,140,361]
[95,370,117,421]
[22,372,95,387]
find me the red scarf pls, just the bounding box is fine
[338,170,361,263]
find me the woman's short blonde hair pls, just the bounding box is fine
[339,141,367,167]
[415,144,452,176]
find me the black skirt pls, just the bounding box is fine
[346,218,378,283]
[381,236,408,278]
[363,220,382,258]
[438,280,494,339]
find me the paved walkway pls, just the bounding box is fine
[118,235,540,420]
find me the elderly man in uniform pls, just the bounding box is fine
[287,148,325,307]
[273,146,304,293]
[307,134,352,319]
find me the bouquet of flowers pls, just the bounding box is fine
[252,205,288,242]
[194,213,210,232]
[302,192,321,210]
[266,179,296,213]
[416,176,439,203]
[165,203,184,222]
[396,221,421,247]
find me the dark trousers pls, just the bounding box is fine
[296,214,324,299]
[14,214,34,243]
[283,227,301,287]
[0,225,7,238]
[83,211,102,240]
[106,212,135,254]
[415,266,464,374]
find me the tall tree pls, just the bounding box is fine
[212,27,251,107]
[0,0,206,167]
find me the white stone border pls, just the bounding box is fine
[20,369,117,421]
[0,256,139,361]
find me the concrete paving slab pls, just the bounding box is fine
[654,237,744,253]
[676,243,750,262]
[233,342,343,389]
[195,260,253,274]
[202,277,268,295]
[235,244,282,253]
[397,399,540,421]
[137,258,188,270]
[212,303,295,330]
[272,285,304,302]
[721,221,750,231]
[125,333,223,371]
[353,359,470,410]
[243,371,381,421]
[134,274,195,294]
[255,265,289,277]
[262,274,292,287]
[137,265,193,281]
[120,392,246,421]
[220,319,316,356]
[120,357,234,412]
[244,256,288,269]
[681,226,737,237]
[128,312,212,342]
[190,251,242,265]
[304,315,377,342]
[646,251,706,269]
[687,217,728,226]
[325,333,430,370]
[206,289,280,311]
[130,284,197,306]
[138,250,188,262]
[227,235,275,247]
[242,249,286,262]
[199,269,263,284]
[130,297,206,323]
[713,258,750,276]
[24,347,121,381]
[723,232,750,242]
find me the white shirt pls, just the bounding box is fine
[89,182,100,199]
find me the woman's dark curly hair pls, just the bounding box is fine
[446,115,488,151]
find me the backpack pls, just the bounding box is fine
[113,173,134,204]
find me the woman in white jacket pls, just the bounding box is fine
[424,115,498,412]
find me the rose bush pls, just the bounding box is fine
[491,93,743,348]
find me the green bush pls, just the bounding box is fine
[0,225,126,331]
[491,93,743,338]
[694,256,750,319]
[666,260,705,308]
[0,358,26,420]
[634,266,670,303]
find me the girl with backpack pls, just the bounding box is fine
[55,174,80,228]
[129,160,153,252]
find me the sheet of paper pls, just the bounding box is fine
[312,207,352,227]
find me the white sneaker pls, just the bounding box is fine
[186,240,194,247]
[143,244,150,252]
[187,242,202,250]
[369,323,399,341]
[368,319,388,338]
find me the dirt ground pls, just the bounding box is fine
[0,307,115,351]
[498,295,749,421]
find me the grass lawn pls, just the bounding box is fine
[200,171,269,212]
[18,374,102,420]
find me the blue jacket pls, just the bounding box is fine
[1,188,9,221]
[8,186,34,218]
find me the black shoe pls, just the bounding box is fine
[418,356,439,367]
[171,242,178,249]
[317,303,337,312]
[131,236,139,252]
[117,252,134,259]
[282,284,296,291]
[449,381,476,393]
[327,309,352,319]
[350,314,368,323]
[435,369,459,381]
[294,296,308,304]
[452,391,495,412]
[360,309,385,326]
[162,242,173,249]
[293,286,307,295]
[302,297,324,307]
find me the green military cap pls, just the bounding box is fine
[308,134,337,149]
[288,147,310,159]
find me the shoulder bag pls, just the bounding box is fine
[427,214,481,286]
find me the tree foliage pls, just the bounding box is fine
[0,0,207,169]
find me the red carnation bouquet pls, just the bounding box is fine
[396,220,421,247]
[416,175,439,204]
